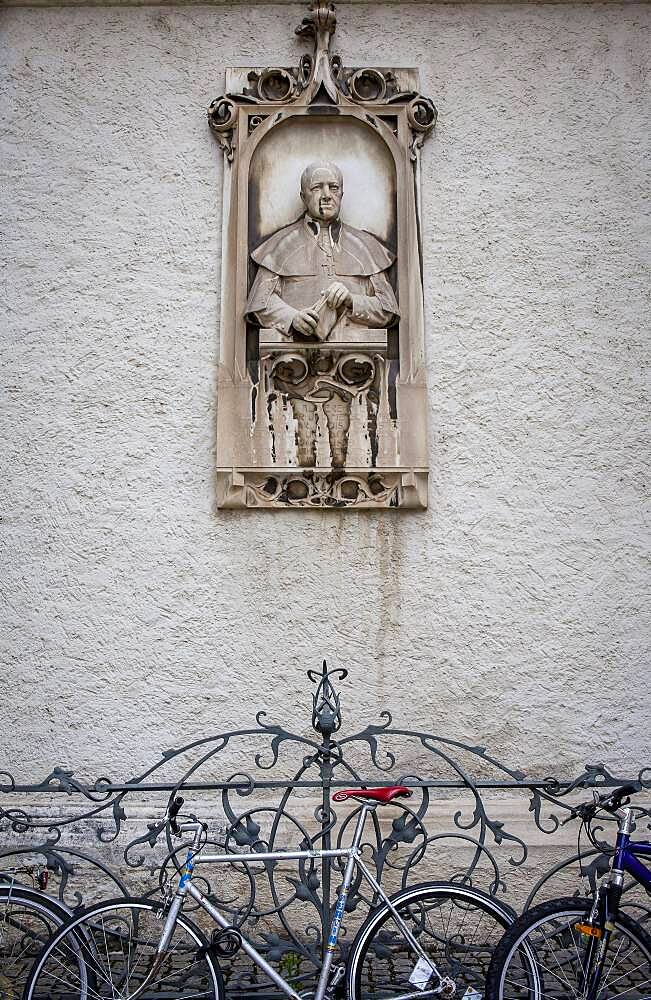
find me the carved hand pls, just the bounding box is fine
[325,282,353,311]
[291,308,320,337]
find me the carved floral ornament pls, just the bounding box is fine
[208,2,437,161]
[209,1,437,510]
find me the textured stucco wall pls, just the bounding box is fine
[1,2,649,792]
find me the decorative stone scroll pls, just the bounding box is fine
[209,1,436,509]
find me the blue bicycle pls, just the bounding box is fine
[486,782,651,1000]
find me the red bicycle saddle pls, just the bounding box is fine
[332,786,412,804]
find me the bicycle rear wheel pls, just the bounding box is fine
[25,896,224,1000]
[347,881,514,999]
[0,883,70,999]
[485,896,651,1000]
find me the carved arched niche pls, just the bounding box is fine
[210,1,436,509]
[249,117,396,250]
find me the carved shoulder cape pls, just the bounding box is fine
[250,218,395,278]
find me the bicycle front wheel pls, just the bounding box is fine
[347,881,514,999]
[25,896,224,1000]
[485,896,651,1000]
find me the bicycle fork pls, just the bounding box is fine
[578,808,632,1000]
[124,828,203,1000]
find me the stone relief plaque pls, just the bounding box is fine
[209,1,436,509]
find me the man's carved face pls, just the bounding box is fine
[301,165,343,224]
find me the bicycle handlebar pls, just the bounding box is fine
[562,781,642,825]
[168,796,185,835]
[608,781,642,811]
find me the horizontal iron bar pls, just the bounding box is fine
[3,778,594,794]
[198,847,351,863]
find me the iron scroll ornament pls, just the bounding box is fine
[1,662,649,992]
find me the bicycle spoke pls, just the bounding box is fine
[517,953,580,996]
[599,959,651,997]
[605,980,651,1000]
[598,932,644,995]
[29,901,219,1000]
[37,930,115,995]
[0,902,58,983]
[124,906,135,995]
[567,921,586,994]
[2,926,48,976]
[501,976,561,1000]
[0,890,85,1000]
[31,963,106,1000]
[107,911,159,988]
[493,900,651,1000]
[352,886,509,999]
[145,953,213,990]
[100,915,118,994]
[121,917,196,992]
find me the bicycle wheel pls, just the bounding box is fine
[0,883,71,999]
[485,896,651,1000]
[347,880,514,999]
[25,896,224,1000]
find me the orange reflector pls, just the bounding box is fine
[575,923,602,938]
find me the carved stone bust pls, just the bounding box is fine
[246,161,399,342]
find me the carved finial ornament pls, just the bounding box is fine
[208,0,437,161]
[295,1,339,103]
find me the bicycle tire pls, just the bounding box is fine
[485,895,651,1000]
[25,895,225,1000]
[346,880,515,999]
[0,883,72,1000]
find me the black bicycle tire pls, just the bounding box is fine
[485,895,651,1000]
[0,882,73,925]
[0,885,72,1000]
[24,894,225,1000]
[346,880,515,1000]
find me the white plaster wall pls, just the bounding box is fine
[1,3,649,792]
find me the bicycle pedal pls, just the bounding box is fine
[211,926,242,956]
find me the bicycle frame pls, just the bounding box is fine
[161,801,444,1000]
[580,806,651,1000]
[613,825,651,889]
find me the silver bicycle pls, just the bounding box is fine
[26,786,514,999]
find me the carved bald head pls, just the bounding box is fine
[300,161,343,224]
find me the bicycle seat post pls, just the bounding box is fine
[313,802,375,1000]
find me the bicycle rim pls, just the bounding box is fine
[348,881,513,1000]
[26,897,223,1000]
[495,902,651,1000]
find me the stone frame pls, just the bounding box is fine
[209,1,436,509]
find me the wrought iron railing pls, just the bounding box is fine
[1,664,649,994]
